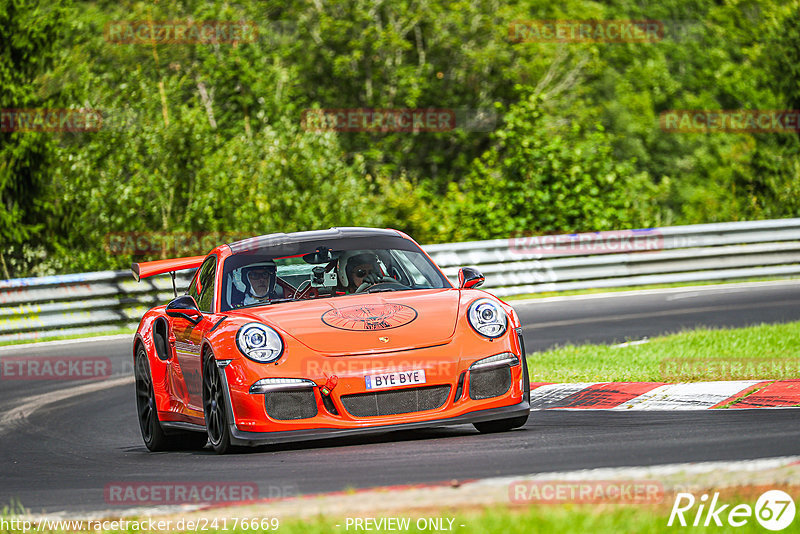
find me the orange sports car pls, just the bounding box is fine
[131,228,530,453]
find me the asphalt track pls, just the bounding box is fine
[1,281,799,514]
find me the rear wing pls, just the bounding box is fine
[131,255,205,282]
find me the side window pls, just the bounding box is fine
[393,251,430,287]
[189,257,217,312]
[187,275,199,301]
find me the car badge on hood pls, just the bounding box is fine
[321,303,417,331]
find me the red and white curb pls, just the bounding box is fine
[530,380,800,410]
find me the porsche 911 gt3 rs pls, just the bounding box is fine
[131,227,530,453]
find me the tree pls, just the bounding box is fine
[441,90,662,242]
[0,0,69,277]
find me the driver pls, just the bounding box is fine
[241,262,280,305]
[338,252,385,294]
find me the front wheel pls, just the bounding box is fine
[203,354,234,454]
[473,414,529,434]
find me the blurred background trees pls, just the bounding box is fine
[1,0,798,276]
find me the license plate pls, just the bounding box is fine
[365,369,426,390]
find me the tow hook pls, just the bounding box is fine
[320,375,339,396]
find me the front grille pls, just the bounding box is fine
[341,385,451,417]
[469,366,512,400]
[264,390,318,420]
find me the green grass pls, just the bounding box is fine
[4,499,787,534]
[272,506,726,534]
[526,321,800,383]
[0,328,135,347]
[504,275,798,300]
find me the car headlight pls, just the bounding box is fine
[467,298,507,338]
[236,323,284,363]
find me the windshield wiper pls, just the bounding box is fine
[236,297,296,309]
[266,298,297,304]
[366,287,399,293]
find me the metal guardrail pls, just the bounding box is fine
[427,219,800,296]
[0,271,194,343]
[1,218,799,342]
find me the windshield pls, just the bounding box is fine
[220,235,450,311]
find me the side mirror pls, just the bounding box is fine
[458,267,485,289]
[166,295,203,324]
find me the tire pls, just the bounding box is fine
[202,353,234,454]
[473,414,529,434]
[135,346,208,451]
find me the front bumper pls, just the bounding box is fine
[211,326,530,443]
[226,399,531,446]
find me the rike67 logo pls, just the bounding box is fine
[669,490,795,530]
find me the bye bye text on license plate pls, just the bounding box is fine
[364,369,426,390]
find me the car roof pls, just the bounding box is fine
[225,227,404,255]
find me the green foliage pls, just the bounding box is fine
[188,120,383,235]
[526,320,800,383]
[441,92,663,241]
[0,0,70,276]
[2,0,799,277]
